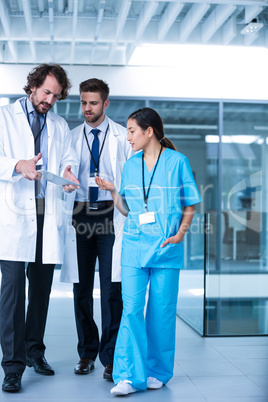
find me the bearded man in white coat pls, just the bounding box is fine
[70,78,132,381]
[0,64,79,393]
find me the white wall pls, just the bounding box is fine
[1,61,268,100]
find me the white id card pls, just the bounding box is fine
[139,211,155,225]
[89,176,99,187]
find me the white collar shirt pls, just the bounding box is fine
[75,116,114,202]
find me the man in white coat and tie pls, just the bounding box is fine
[0,63,79,393]
[71,78,132,381]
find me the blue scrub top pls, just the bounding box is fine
[119,148,202,269]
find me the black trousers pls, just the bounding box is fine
[73,204,122,367]
[0,199,54,374]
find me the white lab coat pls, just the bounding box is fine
[0,98,78,264]
[60,117,132,282]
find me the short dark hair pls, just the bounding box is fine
[79,78,109,102]
[23,63,71,100]
[128,107,177,151]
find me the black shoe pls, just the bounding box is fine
[103,364,113,381]
[2,373,22,393]
[26,356,55,376]
[74,358,95,375]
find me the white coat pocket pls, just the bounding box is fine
[60,225,79,283]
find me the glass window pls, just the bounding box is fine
[222,103,268,213]
[221,103,268,271]
[149,100,219,213]
[107,98,146,126]
[53,97,146,129]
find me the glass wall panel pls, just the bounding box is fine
[221,103,268,273]
[204,103,268,336]
[54,97,146,129]
[149,100,219,213]
[177,214,205,335]
[206,212,268,336]
[107,98,146,126]
[148,101,218,335]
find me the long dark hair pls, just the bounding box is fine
[128,107,177,151]
[23,63,71,100]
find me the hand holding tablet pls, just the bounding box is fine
[39,170,79,187]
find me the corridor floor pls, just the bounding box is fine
[0,269,267,401]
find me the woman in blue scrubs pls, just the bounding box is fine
[95,108,202,396]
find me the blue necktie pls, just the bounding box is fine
[90,129,100,203]
[31,110,41,197]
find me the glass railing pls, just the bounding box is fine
[177,211,268,336]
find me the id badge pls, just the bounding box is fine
[89,176,99,187]
[139,211,155,225]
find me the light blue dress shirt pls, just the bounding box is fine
[20,97,48,198]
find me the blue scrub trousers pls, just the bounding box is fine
[112,265,180,390]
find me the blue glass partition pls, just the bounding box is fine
[177,214,205,335]
[205,211,268,336]
[177,212,268,337]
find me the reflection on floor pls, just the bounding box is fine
[0,269,267,401]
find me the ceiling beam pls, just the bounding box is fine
[48,0,55,61]
[244,5,263,23]
[136,1,159,40]
[0,0,18,62]
[244,31,260,45]
[202,4,236,43]
[21,0,36,62]
[0,1,11,36]
[223,15,236,45]
[70,0,78,63]
[180,3,210,42]
[126,43,136,65]
[7,42,18,63]
[158,2,184,41]
[108,0,132,65]
[78,0,84,13]
[90,0,106,64]
[116,0,132,40]
[94,0,106,41]
[38,0,45,13]
[58,0,64,13]
[126,1,159,64]
[68,0,74,14]
[48,0,54,41]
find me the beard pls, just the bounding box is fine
[30,91,52,114]
[84,109,104,125]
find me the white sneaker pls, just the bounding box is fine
[147,377,163,390]
[110,380,137,396]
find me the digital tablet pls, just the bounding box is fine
[39,170,78,186]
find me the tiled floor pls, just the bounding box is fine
[0,269,267,401]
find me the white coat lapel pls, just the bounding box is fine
[76,125,84,166]
[46,112,54,155]
[108,120,118,184]
[14,99,33,137]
